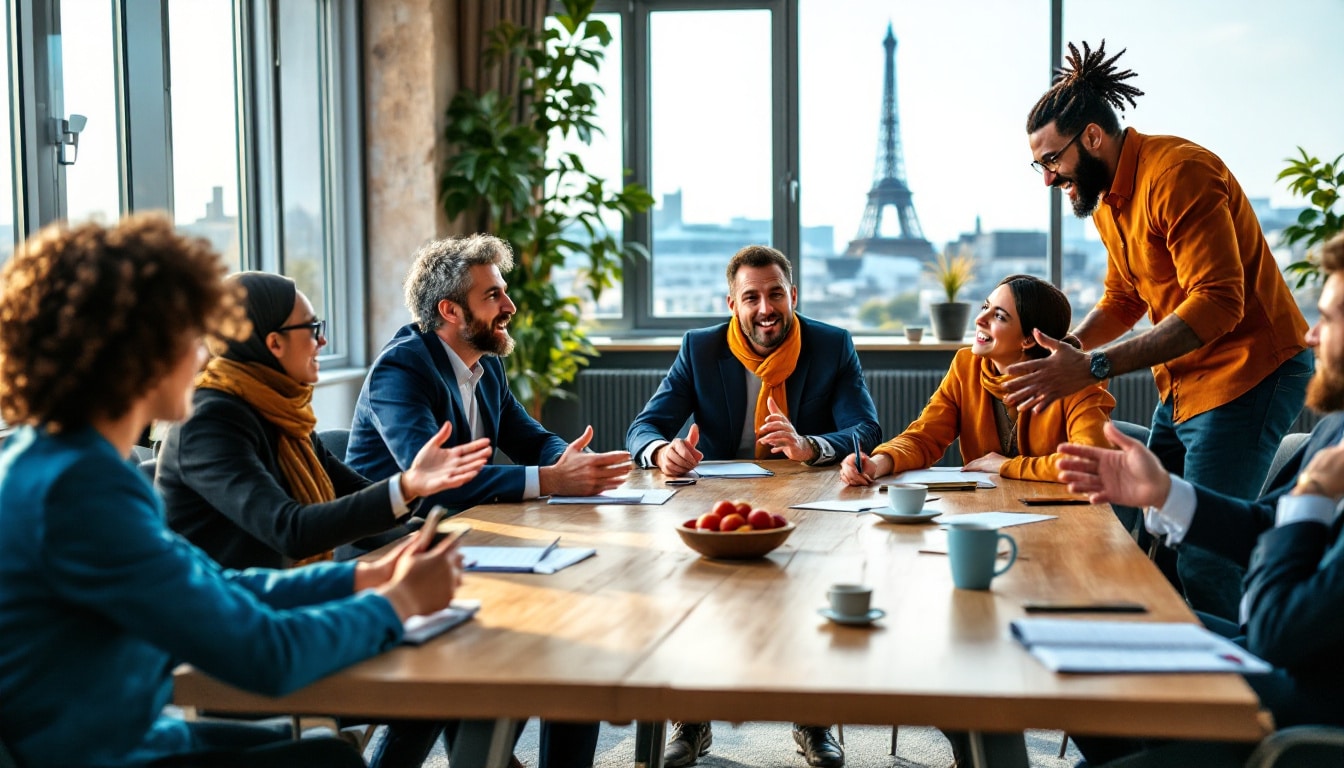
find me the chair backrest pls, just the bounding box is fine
[1261,432,1311,497]
[317,428,350,461]
[1110,419,1151,447]
[138,459,157,484]
[0,736,20,768]
[1246,725,1344,768]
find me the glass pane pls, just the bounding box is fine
[0,0,14,257]
[60,0,121,224]
[799,0,1050,334]
[549,12,624,321]
[276,0,330,337]
[168,0,242,270]
[1064,1,1344,329]
[650,9,772,317]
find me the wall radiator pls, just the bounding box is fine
[572,367,1318,455]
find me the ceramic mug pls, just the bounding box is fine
[904,326,924,342]
[827,583,873,618]
[887,483,928,515]
[947,523,1018,590]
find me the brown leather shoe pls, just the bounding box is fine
[664,721,713,767]
[792,725,844,768]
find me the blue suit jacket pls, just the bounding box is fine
[347,324,568,510]
[625,316,881,464]
[1184,412,1344,726]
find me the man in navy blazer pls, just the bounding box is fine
[627,246,880,768]
[348,234,629,511]
[1053,232,1344,764]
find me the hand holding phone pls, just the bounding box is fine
[424,506,470,548]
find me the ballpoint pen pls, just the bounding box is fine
[853,433,873,483]
[539,535,562,564]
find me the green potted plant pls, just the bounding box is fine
[440,0,654,418]
[1278,147,1342,289]
[927,248,975,341]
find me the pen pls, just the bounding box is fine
[853,433,872,483]
[539,535,561,564]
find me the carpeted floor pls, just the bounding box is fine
[363,720,1082,768]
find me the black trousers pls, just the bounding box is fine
[148,720,365,768]
[372,718,601,768]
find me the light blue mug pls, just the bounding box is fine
[947,523,1018,590]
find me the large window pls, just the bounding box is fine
[565,0,1343,336]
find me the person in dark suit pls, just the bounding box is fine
[1053,233,1344,764]
[347,234,630,511]
[625,245,881,768]
[347,234,614,768]
[160,271,491,571]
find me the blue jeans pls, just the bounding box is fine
[1147,349,1313,620]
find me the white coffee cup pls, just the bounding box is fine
[887,482,928,515]
[827,583,872,618]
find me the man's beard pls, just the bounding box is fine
[461,306,515,357]
[745,310,794,352]
[1060,146,1112,218]
[1306,365,1344,413]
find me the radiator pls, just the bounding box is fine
[575,369,669,454]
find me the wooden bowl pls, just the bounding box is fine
[675,521,796,560]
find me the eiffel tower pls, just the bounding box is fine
[835,23,933,277]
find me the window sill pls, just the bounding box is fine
[590,335,970,353]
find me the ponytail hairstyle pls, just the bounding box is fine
[1026,40,1144,138]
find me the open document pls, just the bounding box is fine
[1011,618,1271,674]
[462,540,596,574]
[691,462,774,478]
[548,489,676,505]
[890,468,996,489]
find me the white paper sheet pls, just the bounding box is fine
[691,462,774,478]
[1010,618,1272,674]
[939,511,1055,529]
[548,489,676,505]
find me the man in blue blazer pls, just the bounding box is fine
[1053,231,1344,764]
[626,245,881,768]
[348,234,630,511]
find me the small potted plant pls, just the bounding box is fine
[1278,147,1342,289]
[928,248,975,342]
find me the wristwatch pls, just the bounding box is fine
[803,435,823,466]
[1089,350,1113,380]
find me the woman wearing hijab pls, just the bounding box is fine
[0,215,465,768]
[841,274,1116,485]
[158,271,492,570]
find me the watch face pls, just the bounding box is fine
[1090,352,1111,379]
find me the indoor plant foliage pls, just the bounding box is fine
[927,248,976,341]
[440,0,654,417]
[1277,147,1342,289]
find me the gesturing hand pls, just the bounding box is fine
[1002,330,1094,414]
[962,452,1008,475]
[400,422,494,502]
[757,396,815,462]
[1056,421,1171,507]
[655,423,703,477]
[539,425,632,496]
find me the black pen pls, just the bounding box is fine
[853,433,872,482]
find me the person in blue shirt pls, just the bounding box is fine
[0,213,467,768]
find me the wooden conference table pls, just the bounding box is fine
[175,462,1265,767]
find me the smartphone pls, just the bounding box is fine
[424,506,470,547]
[1019,496,1090,506]
[1022,601,1147,614]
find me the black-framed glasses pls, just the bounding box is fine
[1030,128,1085,174]
[274,318,326,341]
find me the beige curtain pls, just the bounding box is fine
[456,0,547,113]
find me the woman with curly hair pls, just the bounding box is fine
[841,274,1115,485]
[0,214,471,768]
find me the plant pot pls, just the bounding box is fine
[930,302,972,342]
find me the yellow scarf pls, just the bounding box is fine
[727,314,803,459]
[195,357,335,565]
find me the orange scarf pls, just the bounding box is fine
[195,357,335,565]
[727,314,803,459]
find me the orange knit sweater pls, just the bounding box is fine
[872,349,1116,482]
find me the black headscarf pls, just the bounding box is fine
[219,272,296,373]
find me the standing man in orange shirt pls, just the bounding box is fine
[1003,41,1312,621]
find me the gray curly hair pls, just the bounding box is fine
[404,234,515,332]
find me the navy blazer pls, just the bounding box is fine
[1183,412,1344,725]
[626,316,881,464]
[347,324,568,510]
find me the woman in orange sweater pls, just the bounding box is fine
[842,274,1115,484]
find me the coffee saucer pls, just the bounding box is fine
[818,607,886,625]
[870,510,942,524]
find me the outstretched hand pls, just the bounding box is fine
[1002,329,1094,413]
[1056,421,1171,507]
[401,422,494,502]
[757,396,815,462]
[656,423,703,477]
[540,425,631,496]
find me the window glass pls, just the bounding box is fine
[549,11,624,320]
[650,9,772,317]
[1063,0,1344,328]
[0,0,14,257]
[275,0,331,339]
[60,0,121,224]
[168,0,243,269]
[799,0,1050,332]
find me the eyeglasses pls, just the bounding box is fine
[274,319,326,341]
[1030,128,1085,174]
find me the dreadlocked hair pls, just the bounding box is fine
[1026,40,1144,137]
